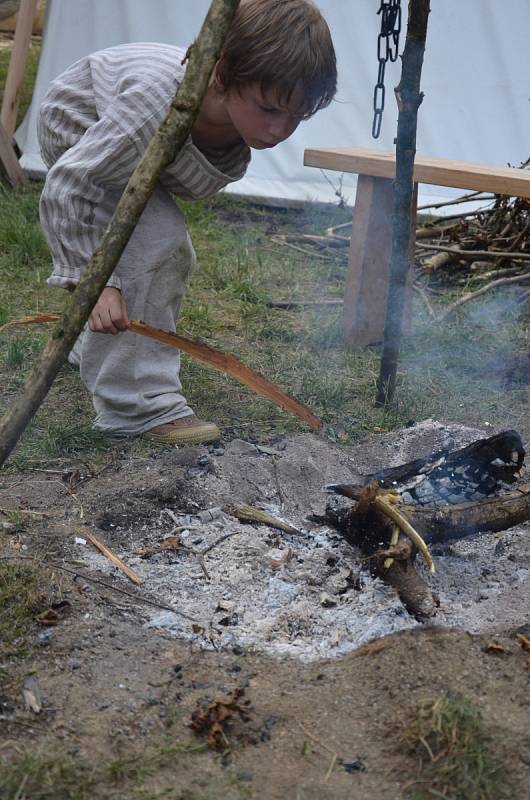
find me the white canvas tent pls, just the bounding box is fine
[14,0,530,207]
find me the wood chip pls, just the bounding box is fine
[77,527,142,585]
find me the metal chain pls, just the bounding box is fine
[372,0,402,138]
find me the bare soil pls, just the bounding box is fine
[1,423,529,799]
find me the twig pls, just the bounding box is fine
[266,299,342,310]
[200,531,242,556]
[0,555,200,623]
[297,720,339,780]
[439,271,530,320]
[326,220,352,236]
[417,192,495,211]
[412,283,436,318]
[428,207,496,224]
[418,243,530,262]
[269,235,336,261]
[228,503,303,535]
[78,527,142,585]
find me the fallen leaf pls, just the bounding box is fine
[160,535,181,552]
[37,600,71,626]
[189,688,249,750]
[515,633,530,652]
[485,642,509,654]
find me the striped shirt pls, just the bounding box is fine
[38,42,251,289]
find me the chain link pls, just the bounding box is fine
[372,0,402,138]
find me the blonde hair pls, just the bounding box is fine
[217,0,337,119]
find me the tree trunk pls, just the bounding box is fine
[0,0,240,468]
[376,0,431,405]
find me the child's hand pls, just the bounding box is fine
[88,287,129,334]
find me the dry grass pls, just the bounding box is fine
[402,694,509,800]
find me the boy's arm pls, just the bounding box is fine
[40,112,146,293]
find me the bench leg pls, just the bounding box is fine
[342,175,416,349]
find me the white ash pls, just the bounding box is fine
[79,421,529,662]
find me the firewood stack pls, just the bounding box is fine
[416,166,530,285]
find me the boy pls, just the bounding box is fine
[38,0,337,445]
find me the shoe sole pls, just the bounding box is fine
[141,425,220,445]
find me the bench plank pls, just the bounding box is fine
[304,147,530,198]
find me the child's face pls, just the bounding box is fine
[224,84,304,150]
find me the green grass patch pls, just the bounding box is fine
[402,694,509,800]
[0,35,41,128]
[0,740,240,800]
[0,558,46,660]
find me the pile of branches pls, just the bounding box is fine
[416,183,529,283]
[269,160,530,318]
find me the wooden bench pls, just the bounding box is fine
[303,147,530,348]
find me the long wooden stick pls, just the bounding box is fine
[1,314,322,430]
[0,0,241,468]
[0,0,39,141]
[376,0,431,406]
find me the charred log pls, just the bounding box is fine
[328,481,530,544]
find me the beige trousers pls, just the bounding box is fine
[70,186,195,435]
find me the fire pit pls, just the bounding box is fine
[79,421,530,662]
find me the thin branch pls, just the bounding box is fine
[438,272,530,320]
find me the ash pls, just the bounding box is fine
[82,421,530,662]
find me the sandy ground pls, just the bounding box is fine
[1,422,529,798]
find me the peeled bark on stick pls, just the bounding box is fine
[0,0,241,468]
[376,0,431,405]
[0,314,322,430]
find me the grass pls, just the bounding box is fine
[0,557,46,661]
[0,35,527,469]
[402,694,509,800]
[0,741,245,800]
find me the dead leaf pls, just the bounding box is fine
[160,535,181,552]
[37,600,71,626]
[515,633,530,652]
[192,623,205,635]
[135,535,181,559]
[485,641,509,654]
[189,688,249,750]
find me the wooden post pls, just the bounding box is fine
[0,0,38,141]
[0,0,241,468]
[0,116,26,186]
[342,175,394,348]
[376,0,430,405]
